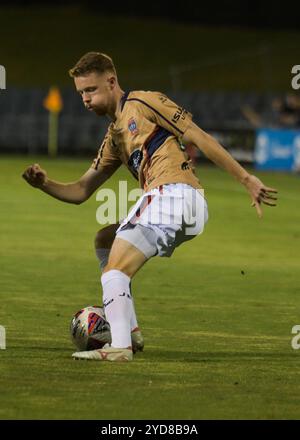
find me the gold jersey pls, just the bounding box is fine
[92,90,202,191]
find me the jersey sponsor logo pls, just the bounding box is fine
[172,107,187,124]
[128,149,143,178]
[128,117,139,136]
[159,95,168,104]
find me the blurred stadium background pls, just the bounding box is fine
[1,2,300,166]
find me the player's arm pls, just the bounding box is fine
[22,129,122,205]
[182,121,278,218]
[134,91,277,217]
[22,163,115,204]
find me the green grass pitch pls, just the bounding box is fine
[0,155,299,419]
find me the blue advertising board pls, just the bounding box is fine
[254,128,300,172]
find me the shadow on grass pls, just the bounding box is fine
[6,346,296,363]
[144,350,296,363]
[6,345,70,352]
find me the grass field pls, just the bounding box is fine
[0,155,300,420]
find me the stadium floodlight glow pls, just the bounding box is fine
[0,65,6,90]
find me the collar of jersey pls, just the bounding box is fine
[110,91,130,130]
[120,91,130,112]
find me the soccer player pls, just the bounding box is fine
[22,52,277,362]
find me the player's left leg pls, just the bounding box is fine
[95,223,119,271]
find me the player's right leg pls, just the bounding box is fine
[73,235,151,361]
[94,223,144,353]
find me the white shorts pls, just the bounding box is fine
[116,183,209,258]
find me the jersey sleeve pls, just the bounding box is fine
[133,91,193,138]
[91,129,122,175]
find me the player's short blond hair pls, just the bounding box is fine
[69,52,116,77]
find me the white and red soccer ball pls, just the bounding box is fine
[70,306,111,351]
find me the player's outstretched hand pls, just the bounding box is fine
[22,163,47,188]
[243,174,277,218]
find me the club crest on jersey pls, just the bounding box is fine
[128,117,139,136]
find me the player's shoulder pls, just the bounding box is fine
[128,90,168,105]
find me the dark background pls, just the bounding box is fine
[1,1,299,156]
[2,0,300,28]
[79,0,300,29]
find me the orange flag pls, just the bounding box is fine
[43,86,63,113]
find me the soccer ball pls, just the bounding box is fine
[70,305,111,351]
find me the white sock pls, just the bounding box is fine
[96,248,139,332]
[101,270,132,348]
